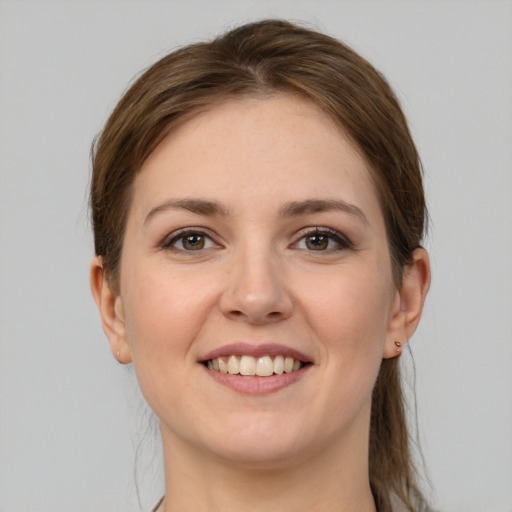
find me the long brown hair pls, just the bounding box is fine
[91,19,429,511]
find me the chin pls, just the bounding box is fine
[213,441,304,470]
[201,414,311,468]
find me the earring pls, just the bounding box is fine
[394,341,402,354]
[116,350,121,362]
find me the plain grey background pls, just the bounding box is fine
[1,1,511,511]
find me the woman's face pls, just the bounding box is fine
[112,94,404,466]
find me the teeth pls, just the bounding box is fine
[227,355,239,375]
[273,355,284,374]
[207,355,305,376]
[256,356,273,377]
[239,355,256,375]
[218,357,228,374]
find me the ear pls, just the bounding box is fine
[383,248,431,359]
[90,256,132,364]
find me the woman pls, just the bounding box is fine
[90,20,432,512]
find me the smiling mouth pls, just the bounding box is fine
[205,355,307,376]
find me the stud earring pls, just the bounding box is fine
[116,350,121,361]
[394,341,402,353]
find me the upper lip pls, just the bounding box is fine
[200,342,313,363]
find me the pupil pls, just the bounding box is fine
[184,234,204,250]
[307,234,328,250]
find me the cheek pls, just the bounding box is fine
[119,270,217,417]
[123,271,212,354]
[119,264,216,386]
[285,265,393,442]
[300,265,392,350]
[301,263,392,386]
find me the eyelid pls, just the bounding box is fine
[160,227,220,251]
[292,226,353,251]
[159,225,352,253]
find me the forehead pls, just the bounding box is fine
[132,94,381,221]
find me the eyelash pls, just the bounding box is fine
[160,227,219,253]
[293,227,353,252]
[160,227,353,253]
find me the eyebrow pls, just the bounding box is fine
[144,198,230,225]
[144,197,368,226]
[279,199,369,226]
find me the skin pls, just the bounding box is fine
[91,94,430,512]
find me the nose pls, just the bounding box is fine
[219,247,293,325]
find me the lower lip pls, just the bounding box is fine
[203,365,310,395]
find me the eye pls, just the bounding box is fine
[294,228,351,252]
[163,229,218,252]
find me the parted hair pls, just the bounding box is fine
[91,19,429,512]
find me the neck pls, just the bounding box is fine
[159,409,377,512]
